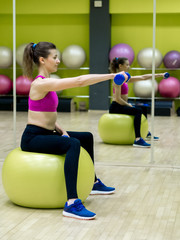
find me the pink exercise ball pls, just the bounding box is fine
[109,43,135,65]
[16,76,32,95]
[158,77,180,98]
[0,75,12,94]
[163,50,180,69]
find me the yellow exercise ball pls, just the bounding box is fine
[98,113,148,145]
[2,147,94,208]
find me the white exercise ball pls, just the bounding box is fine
[62,45,86,68]
[133,79,158,98]
[0,46,13,68]
[137,48,163,68]
[16,43,28,67]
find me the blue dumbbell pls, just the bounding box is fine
[114,72,131,85]
[164,72,170,79]
[62,135,69,137]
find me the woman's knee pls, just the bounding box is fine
[69,138,81,151]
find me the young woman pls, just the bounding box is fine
[21,42,127,220]
[109,57,166,148]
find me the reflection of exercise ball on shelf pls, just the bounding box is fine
[16,76,32,95]
[137,48,163,68]
[163,50,180,69]
[0,75,12,94]
[16,43,28,67]
[158,77,180,98]
[133,79,158,98]
[109,43,135,65]
[62,45,86,68]
[0,46,13,68]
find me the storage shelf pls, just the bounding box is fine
[0,67,90,70]
[130,68,180,71]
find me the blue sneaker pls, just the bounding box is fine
[133,137,151,148]
[90,178,115,195]
[63,199,96,220]
[146,132,159,141]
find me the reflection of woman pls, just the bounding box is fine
[109,57,166,148]
[21,42,118,220]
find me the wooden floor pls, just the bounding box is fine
[1,110,180,240]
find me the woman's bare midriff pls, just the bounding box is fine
[27,110,57,130]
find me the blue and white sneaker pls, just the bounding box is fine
[90,178,115,195]
[146,132,159,141]
[133,137,151,148]
[63,199,96,220]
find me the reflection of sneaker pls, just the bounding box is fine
[63,199,96,220]
[90,178,115,195]
[133,138,151,148]
[146,132,159,141]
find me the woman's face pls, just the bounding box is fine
[43,49,60,73]
[119,60,130,72]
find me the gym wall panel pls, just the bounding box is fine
[16,0,89,14]
[0,1,12,14]
[110,0,180,14]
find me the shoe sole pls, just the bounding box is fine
[133,144,151,148]
[90,190,115,195]
[63,211,96,220]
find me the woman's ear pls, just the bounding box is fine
[118,64,122,70]
[39,56,45,64]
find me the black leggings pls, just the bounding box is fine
[109,101,147,138]
[20,124,97,200]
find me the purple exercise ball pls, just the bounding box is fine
[163,51,180,69]
[158,77,180,98]
[109,43,135,65]
[0,75,12,94]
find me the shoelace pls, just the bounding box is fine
[74,202,85,211]
[97,179,105,187]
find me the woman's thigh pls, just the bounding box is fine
[22,134,74,155]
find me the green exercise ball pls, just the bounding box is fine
[2,147,94,208]
[98,114,148,145]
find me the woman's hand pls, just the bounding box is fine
[62,131,70,138]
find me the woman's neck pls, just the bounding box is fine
[38,67,50,78]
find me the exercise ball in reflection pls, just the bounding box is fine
[158,77,180,98]
[16,44,28,67]
[0,46,13,68]
[163,50,180,69]
[137,48,163,68]
[62,45,86,68]
[109,43,135,65]
[0,75,12,94]
[133,79,158,98]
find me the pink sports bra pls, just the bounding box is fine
[113,82,129,95]
[28,75,59,112]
